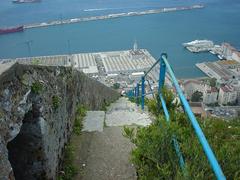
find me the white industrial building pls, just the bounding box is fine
[101,49,156,74]
[203,86,218,105]
[72,53,99,75]
[231,80,240,105]
[218,85,237,105]
[232,51,240,63]
[222,43,240,63]
[129,72,145,81]
[182,80,205,100]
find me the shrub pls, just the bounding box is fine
[52,95,61,110]
[128,96,136,103]
[31,58,40,65]
[124,117,183,179]
[191,91,203,102]
[125,87,240,179]
[76,105,87,117]
[128,96,149,107]
[57,105,87,179]
[123,126,135,142]
[101,100,110,111]
[31,81,43,94]
[58,144,78,180]
[112,83,120,89]
[145,88,179,117]
[73,105,87,135]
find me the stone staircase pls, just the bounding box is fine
[73,97,152,180]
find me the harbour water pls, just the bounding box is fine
[0,0,240,78]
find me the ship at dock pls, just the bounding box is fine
[0,26,24,35]
[12,0,41,3]
[183,40,214,53]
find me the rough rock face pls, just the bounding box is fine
[0,63,119,180]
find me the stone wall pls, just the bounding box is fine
[0,63,119,180]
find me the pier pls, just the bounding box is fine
[23,5,204,29]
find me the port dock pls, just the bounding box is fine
[196,60,240,82]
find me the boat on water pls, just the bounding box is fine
[12,0,41,3]
[0,26,24,35]
[209,50,216,55]
[218,55,224,60]
[183,40,214,47]
[183,40,214,53]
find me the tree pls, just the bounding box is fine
[112,83,120,89]
[191,91,203,102]
[209,78,217,87]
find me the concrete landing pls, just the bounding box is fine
[72,127,137,180]
[106,97,152,127]
[82,111,105,132]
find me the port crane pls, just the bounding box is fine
[24,40,33,57]
[67,40,71,55]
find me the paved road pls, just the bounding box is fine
[72,97,151,180]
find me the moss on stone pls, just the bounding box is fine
[52,95,61,110]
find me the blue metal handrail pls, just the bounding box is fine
[131,53,226,180]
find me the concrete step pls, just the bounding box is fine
[82,111,105,132]
[106,97,152,127]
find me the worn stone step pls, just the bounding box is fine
[106,97,152,127]
[82,111,105,132]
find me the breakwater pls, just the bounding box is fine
[23,4,204,29]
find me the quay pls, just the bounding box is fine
[23,5,204,29]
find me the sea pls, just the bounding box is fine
[0,0,240,78]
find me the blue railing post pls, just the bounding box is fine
[141,76,145,110]
[136,83,140,106]
[128,90,132,97]
[159,53,167,92]
[130,89,134,97]
[146,79,155,98]
[158,54,186,171]
[157,53,167,113]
